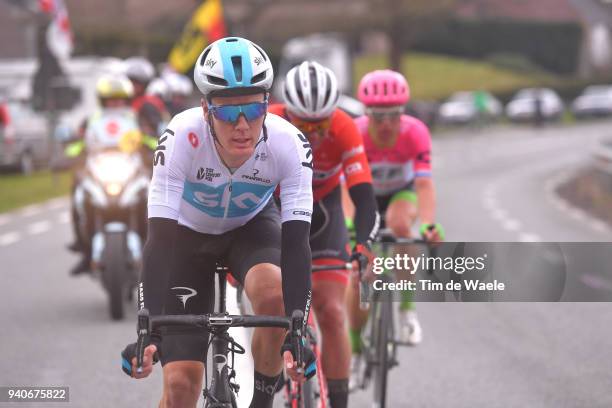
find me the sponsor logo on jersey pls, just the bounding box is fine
[255,152,267,161]
[416,150,431,164]
[154,129,174,166]
[292,210,312,217]
[197,167,221,181]
[188,132,199,148]
[297,133,313,169]
[345,162,363,175]
[183,181,275,218]
[241,168,271,184]
[341,145,364,160]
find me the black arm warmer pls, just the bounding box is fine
[140,217,178,316]
[348,182,380,245]
[281,220,312,320]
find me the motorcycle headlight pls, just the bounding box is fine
[105,182,122,196]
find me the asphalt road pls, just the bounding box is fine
[1,120,612,407]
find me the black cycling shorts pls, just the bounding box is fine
[160,199,281,365]
[375,182,415,228]
[311,186,351,284]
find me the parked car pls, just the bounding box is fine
[0,101,51,173]
[571,85,612,118]
[506,88,564,122]
[437,91,502,125]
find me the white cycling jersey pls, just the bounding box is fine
[148,108,313,234]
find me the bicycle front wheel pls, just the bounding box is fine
[372,285,393,408]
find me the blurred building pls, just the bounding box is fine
[456,0,612,76]
[455,0,579,22]
[0,1,37,59]
[64,0,197,32]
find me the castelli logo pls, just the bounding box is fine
[188,132,199,148]
[106,121,119,135]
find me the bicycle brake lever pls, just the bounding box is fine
[136,308,150,374]
[290,310,304,374]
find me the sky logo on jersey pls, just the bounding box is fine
[183,181,275,218]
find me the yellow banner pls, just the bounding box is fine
[168,0,226,73]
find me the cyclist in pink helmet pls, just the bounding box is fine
[344,70,444,381]
[357,69,410,106]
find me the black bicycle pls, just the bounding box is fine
[134,266,306,408]
[342,229,435,408]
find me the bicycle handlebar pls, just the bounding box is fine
[135,308,305,374]
[375,228,429,244]
[150,314,292,330]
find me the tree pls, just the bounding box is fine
[374,0,456,70]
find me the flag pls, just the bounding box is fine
[39,0,73,60]
[168,0,227,73]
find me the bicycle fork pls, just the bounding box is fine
[205,332,239,408]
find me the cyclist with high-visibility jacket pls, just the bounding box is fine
[65,75,144,275]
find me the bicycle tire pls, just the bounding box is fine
[372,282,393,408]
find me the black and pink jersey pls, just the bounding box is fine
[354,115,432,196]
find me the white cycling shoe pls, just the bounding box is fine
[399,310,423,346]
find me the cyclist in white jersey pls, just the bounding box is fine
[120,37,316,408]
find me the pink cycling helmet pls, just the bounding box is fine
[357,69,410,106]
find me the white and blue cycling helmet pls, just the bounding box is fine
[194,37,274,98]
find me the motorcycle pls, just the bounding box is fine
[74,141,149,320]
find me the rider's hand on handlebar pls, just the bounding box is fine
[281,334,316,383]
[351,242,375,282]
[419,223,445,244]
[121,342,159,379]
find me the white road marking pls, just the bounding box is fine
[518,233,542,242]
[27,220,51,235]
[18,204,44,218]
[482,193,496,209]
[46,198,69,211]
[501,219,522,232]
[567,209,587,222]
[589,220,610,233]
[490,208,507,221]
[57,211,71,224]
[0,231,22,246]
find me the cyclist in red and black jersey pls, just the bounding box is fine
[269,61,379,408]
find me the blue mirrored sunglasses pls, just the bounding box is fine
[208,101,268,124]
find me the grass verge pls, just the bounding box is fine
[0,171,71,213]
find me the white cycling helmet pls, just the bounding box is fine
[194,37,273,97]
[124,57,155,83]
[283,61,340,120]
[164,72,194,96]
[146,78,170,100]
